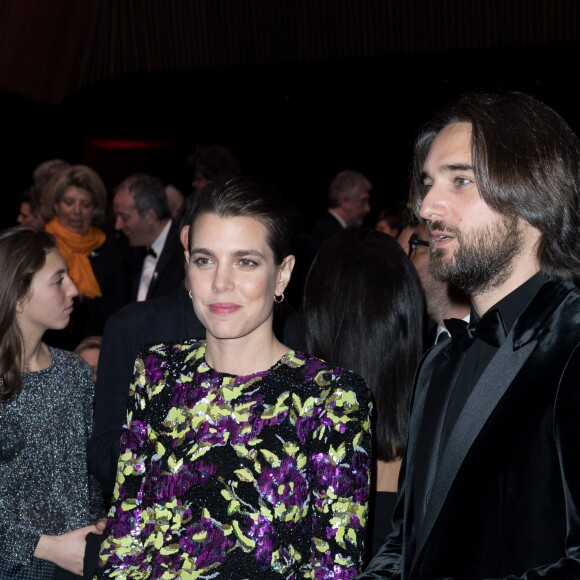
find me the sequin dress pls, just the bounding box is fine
[96,340,372,579]
[0,347,103,579]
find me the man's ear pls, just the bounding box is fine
[276,255,296,295]
[145,207,160,225]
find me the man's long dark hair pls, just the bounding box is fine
[409,90,580,283]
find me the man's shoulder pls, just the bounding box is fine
[159,221,182,255]
[311,210,340,229]
[105,287,184,329]
[516,278,580,340]
[310,211,342,244]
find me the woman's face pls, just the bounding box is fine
[186,213,293,342]
[56,186,96,235]
[16,249,78,334]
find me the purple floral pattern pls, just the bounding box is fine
[96,341,372,579]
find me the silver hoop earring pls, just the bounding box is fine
[188,290,193,300]
[274,293,284,304]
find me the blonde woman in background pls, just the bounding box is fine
[42,166,127,349]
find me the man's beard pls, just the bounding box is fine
[428,217,524,295]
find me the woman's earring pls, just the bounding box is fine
[188,290,193,300]
[274,293,284,304]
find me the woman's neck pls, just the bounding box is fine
[204,331,289,376]
[22,341,51,372]
[375,458,402,493]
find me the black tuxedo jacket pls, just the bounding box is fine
[310,210,344,246]
[88,284,205,496]
[130,220,185,301]
[360,279,580,579]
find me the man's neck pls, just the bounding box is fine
[147,218,170,248]
[436,304,471,327]
[472,264,541,316]
[472,220,542,315]
[328,208,347,228]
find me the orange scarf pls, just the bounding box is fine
[45,218,105,298]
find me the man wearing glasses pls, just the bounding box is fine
[399,221,470,347]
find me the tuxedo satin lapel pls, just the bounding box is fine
[413,335,536,562]
[405,342,452,528]
[406,343,451,466]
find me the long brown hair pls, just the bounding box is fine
[0,227,56,401]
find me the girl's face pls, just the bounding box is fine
[16,249,78,334]
[186,213,293,342]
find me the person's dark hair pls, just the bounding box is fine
[115,173,170,220]
[0,227,57,401]
[21,186,42,212]
[409,90,580,282]
[42,165,108,225]
[302,228,424,461]
[328,169,372,208]
[187,144,241,182]
[187,176,293,265]
[375,202,406,237]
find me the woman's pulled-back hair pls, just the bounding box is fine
[187,175,293,265]
[0,227,57,401]
[302,228,425,461]
[409,90,580,283]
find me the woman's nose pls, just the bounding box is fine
[211,265,234,293]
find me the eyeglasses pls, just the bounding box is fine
[408,233,430,257]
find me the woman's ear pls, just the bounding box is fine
[276,255,296,295]
[179,225,190,251]
[180,225,190,263]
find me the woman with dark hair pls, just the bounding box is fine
[0,227,105,579]
[42,165,127,349]
[302,228,425,562]
[95,176,372,578]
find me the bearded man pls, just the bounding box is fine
[358,91,580,579]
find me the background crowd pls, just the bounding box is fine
[1,88,579,578]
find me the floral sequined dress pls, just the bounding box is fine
[96,340,372,579]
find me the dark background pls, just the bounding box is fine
[2,1,579,231]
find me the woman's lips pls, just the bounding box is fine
[209,303,240,315]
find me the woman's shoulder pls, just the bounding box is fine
[137,338,204,360]
[46,347,93,387]
[50,346,88,368]
[281,350,369,392]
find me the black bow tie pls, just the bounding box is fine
[443,308,508,351]
[145,246,157,258]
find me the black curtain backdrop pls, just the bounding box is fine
[2,1,579,229]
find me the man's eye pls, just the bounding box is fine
[193,257,212,266]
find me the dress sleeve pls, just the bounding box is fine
[305,370,373,577]
[95,348,162,577]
